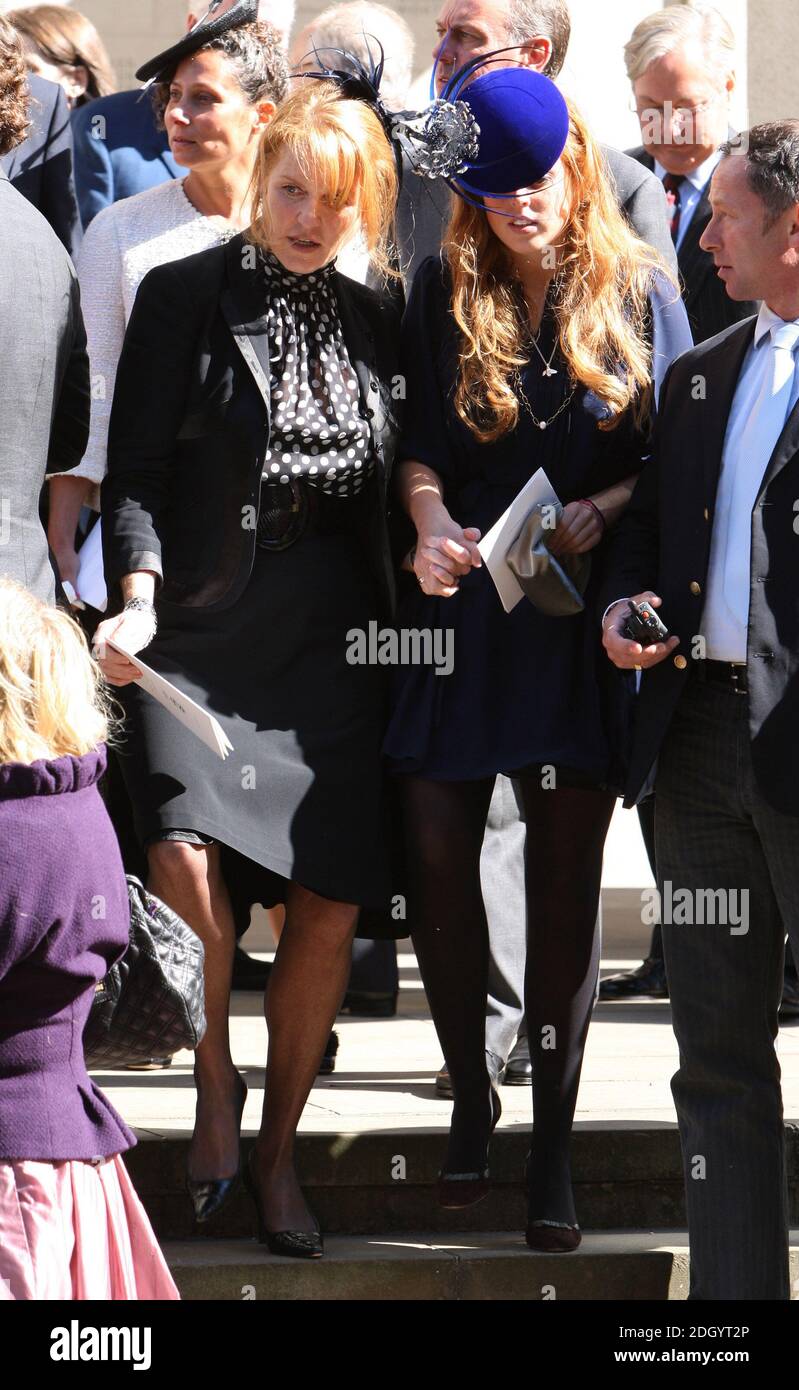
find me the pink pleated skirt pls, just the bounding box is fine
[0,1154,179,1300]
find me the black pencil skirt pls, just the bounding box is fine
[115,519,392,913]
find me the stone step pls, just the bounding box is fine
[127,1127,799,1240]
[164,1231,694,1301]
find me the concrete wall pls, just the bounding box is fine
[747,0,799,126]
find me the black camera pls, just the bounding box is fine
[622,599,669,646]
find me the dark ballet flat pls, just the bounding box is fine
[187,1074,248,1225]
[437,1084,501,1210]
[244,1152,323,1260]
[525,1221,582,1253]
[523,1149,580,1250]
[262,1228,324,1259]
[437,1171,492,1209]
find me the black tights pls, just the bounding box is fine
[403,773,615,1226]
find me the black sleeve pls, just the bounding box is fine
[48,270,91,473]
[39,85,83,255]
[397,255,458,483]
[102,260,199,590]
[596,360,683,618]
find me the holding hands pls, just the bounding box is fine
[413,510,482,598]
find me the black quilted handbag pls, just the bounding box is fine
[84,876,207,1069]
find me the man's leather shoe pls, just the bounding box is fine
[435,1054,506,1097]
[340,991,397,1018]
[598,956,668,1001]
[504,1034,533,1086]
[435,1065,453,1098]
[779,973,799,1022]
[318,1031,339,1074]
[231,945,271,992]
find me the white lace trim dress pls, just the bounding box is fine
[65,179,234,507]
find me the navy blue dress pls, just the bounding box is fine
[383,256,692,785]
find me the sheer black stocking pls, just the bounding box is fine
[402,775,496,1175]
[403,771,615,1222]
[518,777,616,1226]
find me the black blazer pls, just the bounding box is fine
[628,146,758,345]
[599,316,799,815]
[102,233,402,617]
[1,75,82,256]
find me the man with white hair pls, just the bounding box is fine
[624,2,757,345]
[291,1,414,111]
[72,0,295,226]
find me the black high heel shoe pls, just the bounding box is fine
[523,1151,581,1251]
[437,1084,502,1209]
[186,1072,248,1224]
[243,1151,323,1259]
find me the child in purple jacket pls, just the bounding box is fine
[0,578,178,1300]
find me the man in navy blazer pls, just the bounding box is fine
[601,121,799,1299]
[71,87,180,228]
[0,72,81,255]
[72,0,295,226]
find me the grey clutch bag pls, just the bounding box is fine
[506,505,591,617]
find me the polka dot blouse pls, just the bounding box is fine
[260,250,375,497]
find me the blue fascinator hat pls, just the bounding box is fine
[290,41,570,208]
[452,68,570,199]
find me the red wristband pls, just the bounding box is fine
[578,497,606,531]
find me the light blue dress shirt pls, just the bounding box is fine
[654,150,723,252]
[700,303,799,661]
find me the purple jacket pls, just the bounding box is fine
[0,746,136,1160]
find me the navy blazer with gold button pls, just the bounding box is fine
[599,315,799,815]
[102,231,402,618]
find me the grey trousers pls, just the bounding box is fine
[655,676,799,1301]
[481,776,603,1065]
[481,775,527,1067]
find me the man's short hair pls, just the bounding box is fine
[298,2,414,108]
[504,0,571,79]
[722,121,799,232]
[624,2,736,86]
[0,15,29,156]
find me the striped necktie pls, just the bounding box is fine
[662,172,684,244]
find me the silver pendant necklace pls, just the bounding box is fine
[530,331,559,378]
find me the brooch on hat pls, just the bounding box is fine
[295,37,481,184]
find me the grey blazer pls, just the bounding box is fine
[0,171,90,604]
[394,144,678,287]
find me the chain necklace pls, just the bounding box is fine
[513,368,576,432]
[529,330,559,377]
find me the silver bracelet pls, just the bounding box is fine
[122,596,158,642]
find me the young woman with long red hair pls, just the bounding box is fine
[385,67,692,1250]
